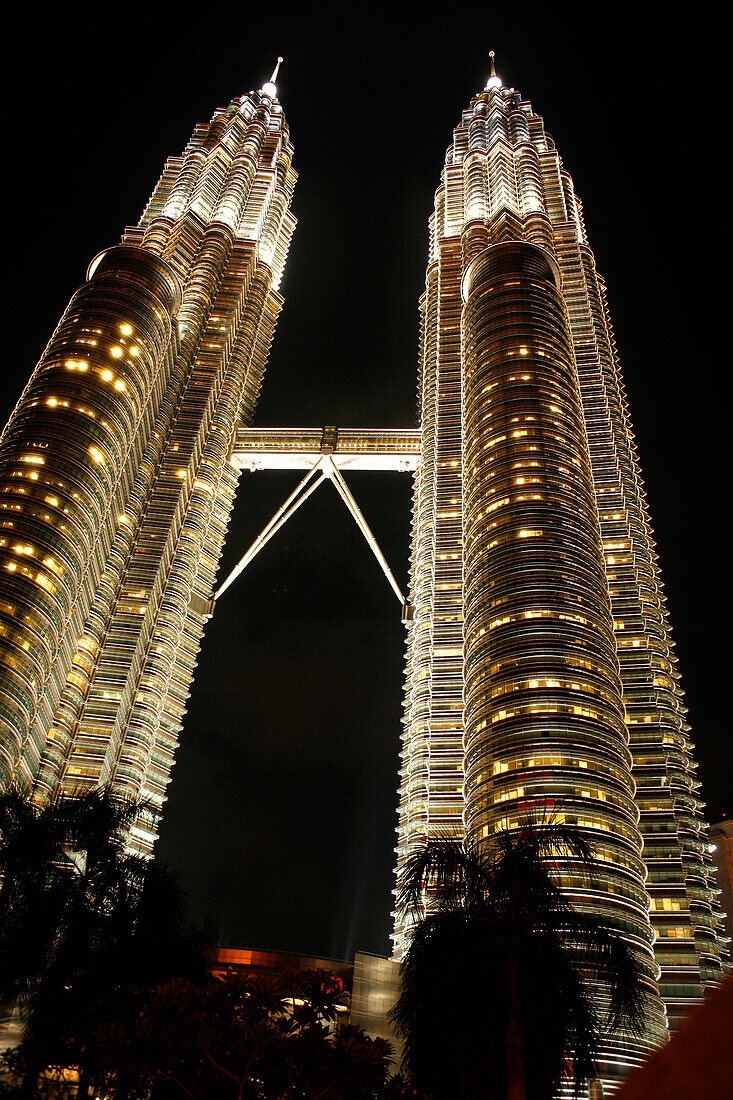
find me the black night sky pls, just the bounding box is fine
[4,3,729,960]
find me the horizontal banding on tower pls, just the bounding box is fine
[461,243,660,1018]
[86,245,182,317]
[0,245,180,785]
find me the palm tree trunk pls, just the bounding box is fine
[20,1061,41,1099]
[505,948,526,1100]
[76,1065,91,1099]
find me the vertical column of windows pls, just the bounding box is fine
[571,245,729,1016]
[393,270,439,957]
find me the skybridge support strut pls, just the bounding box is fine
[213,448,412,617]
[326,459,407,609]
[214,463,326,601]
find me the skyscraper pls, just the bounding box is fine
[1,50,728,1092]
[394,57,729,1079]
[0,67,296,849]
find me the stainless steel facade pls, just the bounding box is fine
[0,81,295,850]
[0,57,728,1090]
[394,67,729,1084]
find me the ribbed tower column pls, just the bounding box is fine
[0,247,180,787]
[462,240,667,1079]
[395,63,728,1029]
[1,75,297,852]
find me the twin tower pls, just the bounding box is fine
[0,61,727,1087]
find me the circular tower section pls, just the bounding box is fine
[461,241,666,1068]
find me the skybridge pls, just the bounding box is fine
[213,427,421,614]
[231,426,421,473]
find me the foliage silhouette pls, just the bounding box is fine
[391,825,649,1100]
[2,788,423,1098]
[1,787,208,1097]
[54,969,403,1098]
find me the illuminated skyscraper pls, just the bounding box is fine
[394,57,729,1081]
[0,66,296,849]
[1,50,728,1091]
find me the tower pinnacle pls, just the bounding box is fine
[486,50,502,90]
[262,57,283,98]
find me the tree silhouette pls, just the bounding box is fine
[391,825,649,1100]
[1,787,208,1097]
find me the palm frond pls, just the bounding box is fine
[517,819,595,867]
[395,835,491,918]
[554,910,648,1035]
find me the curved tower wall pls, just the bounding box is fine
[0,248,180,787]
[462,240,667,1078]
[395,74,728,1054]
[0,88,296,849]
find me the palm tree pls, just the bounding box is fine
[0,787,141,1094]
[0,786,209,1097]
[47,859,210,1099]
[0,788,70,1015]
[391,825,649,1100]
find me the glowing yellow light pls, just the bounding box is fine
[101,369,113,382]
[120,324,133,336]
[46,398,58,407]
[130,346,140,357]
[114,379,126,392]
[110,346,123,358]
[89,446,105,465]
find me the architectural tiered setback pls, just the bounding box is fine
[394,60,729,1088]
[0,74,296,849]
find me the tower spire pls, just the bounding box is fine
[262,57,283,98]
[486,50,502,90]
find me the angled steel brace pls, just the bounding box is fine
[325,458,409,612]
[215,460,326,600]
[213,454,412,619]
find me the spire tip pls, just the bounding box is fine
[262,57,283,98]
[486,51,502,91]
